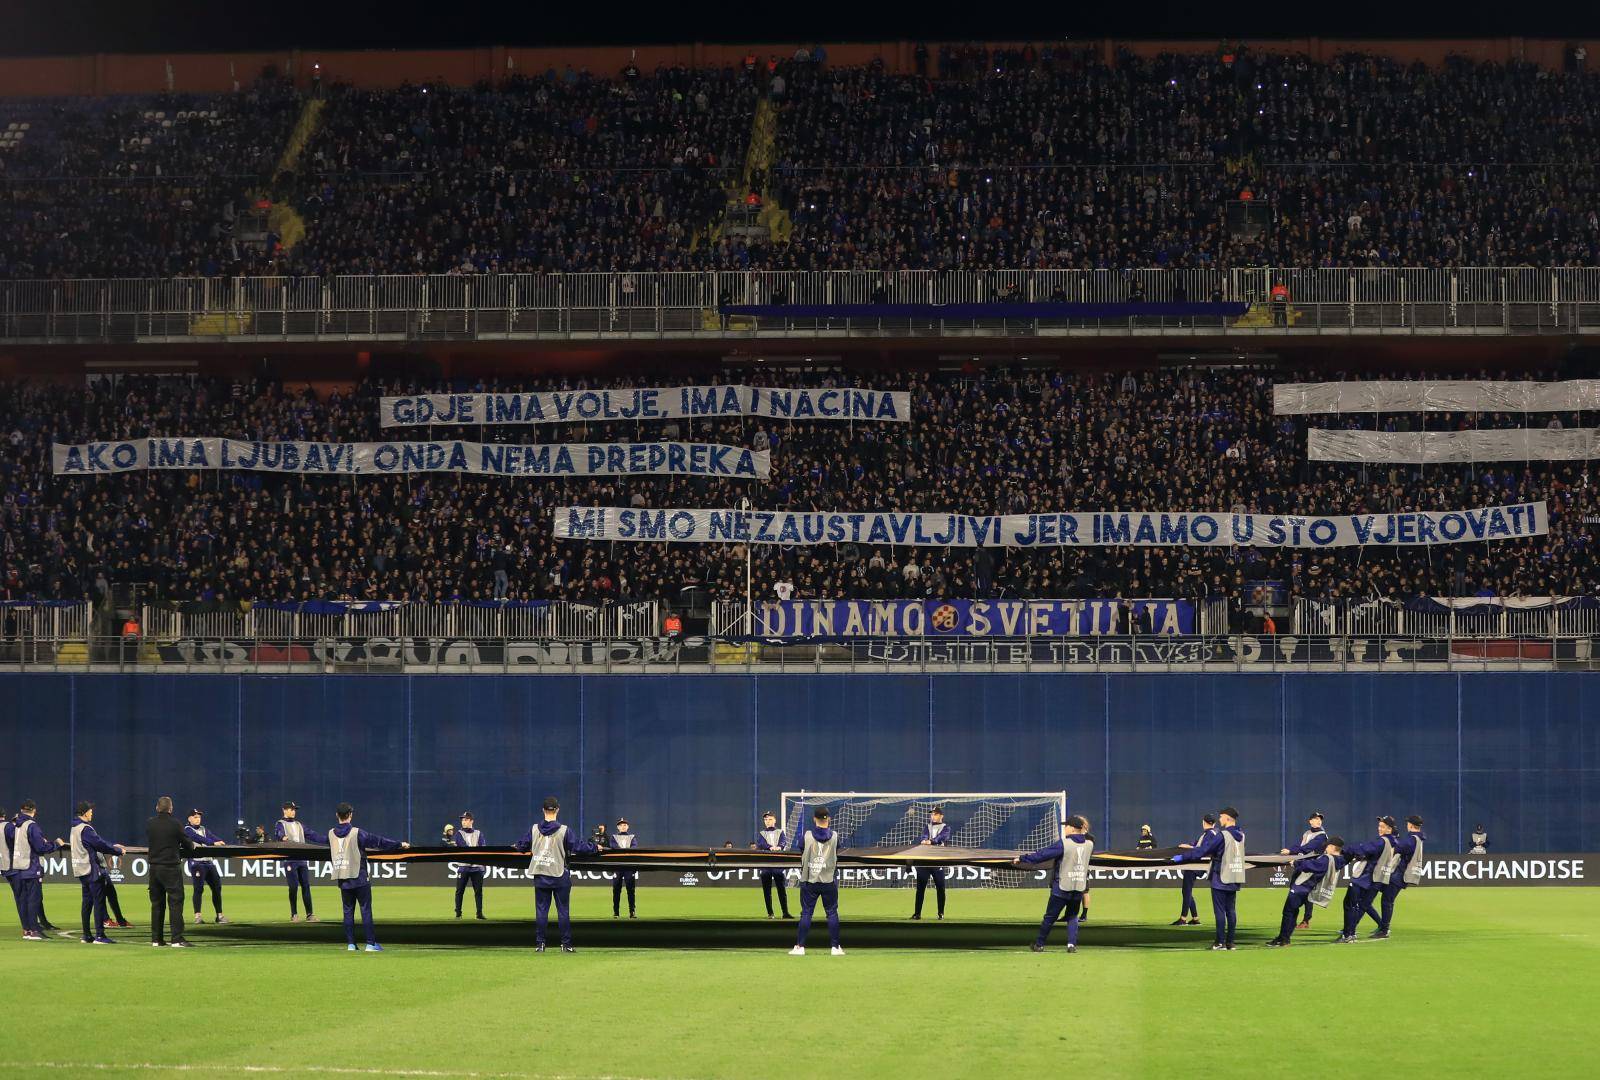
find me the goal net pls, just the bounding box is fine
[779,791,1067,888]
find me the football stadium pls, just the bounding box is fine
[2,6,1599,1078]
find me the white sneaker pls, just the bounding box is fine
[290,914,300,922]
[305,915,319,923]
[831,946,845,956]
[788,945,805,956]
[215,915,228,924]
[193,913,203,924]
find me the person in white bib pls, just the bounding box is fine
[274,801,317,923]
[322,802,409,952]
[452,811,487,920]
[513,796,598,952]
[609,817,639,919]
[1016,814,1093,953]
[790,806,843,956]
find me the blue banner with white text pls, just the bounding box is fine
[753,599,1194,638]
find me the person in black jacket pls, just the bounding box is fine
[145,795,197,947]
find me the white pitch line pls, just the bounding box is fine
[0,1064,688,1080]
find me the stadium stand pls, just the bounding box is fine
[3,370,1595,608]
[5,50,1600,276]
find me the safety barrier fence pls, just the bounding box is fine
[1,632,1596,673]
[134,600,658,642]
[5,267,1600,341]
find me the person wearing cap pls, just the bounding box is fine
[1173,813,1216,926]
[790,806,843,956]
[1267,836,1346,947]
[1172,806,1247,950]
[274,801,317,923]
[609,817,639,919]
[1376,815,1427,937]
[1337,816,1396,942]
[183,809,228,925]
[513,796,598,953]
[452,812,487,920]
[322,802,408,951]
[753,810,792,919]
[911,806,950,921]
[7,800,67,941]
[1016,814,1093,953]
[1280,811,1328,931]
[70,801,125,944]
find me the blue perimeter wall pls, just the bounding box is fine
[0,672,1594,853]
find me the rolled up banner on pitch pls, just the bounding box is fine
[53,439,769,479]
[380,386,911,427]
[1308,428,1600,463]
[554,503,1547,548]
[1275,379,1600,415]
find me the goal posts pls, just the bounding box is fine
[779,791,1067,887]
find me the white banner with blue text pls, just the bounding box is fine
[53,439,769,479]
[378,386,911,427]
[554,503,1546,548]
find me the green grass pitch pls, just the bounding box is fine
[4,883,1590,1079]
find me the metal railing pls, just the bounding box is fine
[138,600,658,642]
[5,268,1600,343]
[1293,597,1600,638]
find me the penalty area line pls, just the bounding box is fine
[0,1064,692,1080]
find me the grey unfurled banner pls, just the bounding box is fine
[53,439,769,479]
[1308,428,1600,463]
[380,386,911,427]
[1275,379,1600,414]
[554,503,1548,548]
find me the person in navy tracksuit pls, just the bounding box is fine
[313,803,408,950]
[1173,813,1216,926]
[1338,818,1394,942]
[1280,811,1328,930]
[69,802,126,944]
[1266,837,1345,947]
[1016,814,1094,953]
[790,806,843,955]
[753,811,792,918]
[607,817,639,919]
[1172,807,1247,949]
[452,812,488,920]
[7,800,65,940]
[183,810,228,924]
[274,801,317,922]
[911,806,951,920]
[1380,815,1427,935]
[513,796,598,952]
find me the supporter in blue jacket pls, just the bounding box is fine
[1173,813,1216,926]
[1338,818,1396,942]
[322,803,407,951]
[1016,815,1093,953]
[1172,807,1247,950]
[274,801,317,923]
[8,800,65,940]
[183,809,228,925]
[69,802,125,943]
[513,796,598,953]
[753,811,792,919]
[1379,815,1428,936]
[1267,837,1346,947]
[911,806,951,921]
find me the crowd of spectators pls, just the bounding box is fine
[2,367,1594,611]
[281,69,757,274]
[0,78,300,278]
[6,49,1600,277]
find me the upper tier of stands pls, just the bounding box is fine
[4,50,1600,278]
